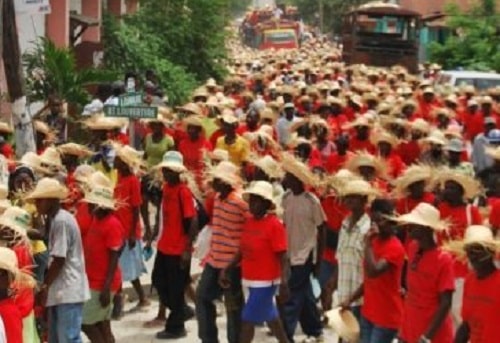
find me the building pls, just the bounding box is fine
[398,0,473,15]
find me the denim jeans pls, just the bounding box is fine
[282,258,323,342]
[48,303,84,343]
[196,264,243,343]
[360,315,398,343]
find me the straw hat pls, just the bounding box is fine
[0,122,13,134]
[254,155,283,179]
[393,203,448,231]
[242,181,276,209]
[83,116,126,130]
[183,115,204,128]
[345,151,387,178]
[18,152,52,175]
[24,178,69,200]
[74,164,96,183]
[34,120,51,135]
[326,308,360,342]
[209,161,242,187]
[176,102,202,116]
[0,206,32,238]
[391,164,433,198]
[0,185,11,214]
[435,169,482,200]
[57,143,94,158]
[485,146,500,161]
[206,78,218,88]
[0,247,35,288]
[114,144,145,170]
[39,147,64,169]
[260,107,277,124]
[410,118,431,134]
[420,130,446,146]
[445,225,500,259]
[339,179,379,199]
[156,151,187,173]
[142,113,171,126]
[84,171,113,188]
[82,185,116,210]
[209,149,229,162]
[281,152,318,186]
[220,112,239,125]
[370,130,400,147]
[342,116,372,130]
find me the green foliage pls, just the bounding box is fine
[22,37,115,109]
[102,0,232,105]
[428,1,500,72]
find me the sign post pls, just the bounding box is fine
[104,92,157,147]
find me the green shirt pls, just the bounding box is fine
[144,134,174,168]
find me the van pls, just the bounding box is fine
[436,71,500,91]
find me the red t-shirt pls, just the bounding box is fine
[401,242,454,343]
[0,298,22,343]
[362,236,405,329]
[209,129,224,148]
[395,193,436,215]
[158,183,196,255]
[462,111,485,141]
[348,137,375,154]
[236,124,259,136]
[383,152,406,179]
[438,203,482,278]
[12,244,34,318]
[321,195,349,263]
[461,270,500,343]
[178,137,212,186]
[114,173,142,239]
[397,140,421,166]
[240,214,287,283]
[489,199,500,228]
[83,214,124,292]
[75,201,93,240]
[324,153,348,174]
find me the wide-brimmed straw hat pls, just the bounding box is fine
[410,118,431,134]
[391,164,433,198]
[24,178,69,200]
[435,168,482,199]
[209,161,242,187]
[34,120,51,136]
[175,102,202,116]
[39,147,64,170]
[342,116,372,130]
[57,143,94,158]
[0,206,32,239]
[393,203,448,231]
[420,130,446,146]
[281,152,318,186]
[0,122,13,134]
[242,181,276,209]
[114,144,145,170]
[445,225,500,259]
[485,146,500,161]
[209,149,229,162]
[326,308,360,342]
[18,152,52,175]
[83,116,126,130]
[82,185,116,210]
[338,179,379,199]
[345,151,387,179]
[156,151,187,173]
[0,247,35,288]
[370,130,400,147]
[81,171,113,189]
[74,165,96,183]
[183,115,204,130]
[254,155,283,179]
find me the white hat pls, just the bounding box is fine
[0,247,35,288]
[393,203,448,231]
[0,206,31,239]
[242,181,276,209]
[24,178,69,201]
[83,185,116,210]
[209,161,242,187]
[157,151,187,173]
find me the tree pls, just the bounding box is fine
[428,0,500,72]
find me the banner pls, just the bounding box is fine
[15,0,51,15]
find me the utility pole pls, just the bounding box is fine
[2,0,36,158]
[319,0,324,34]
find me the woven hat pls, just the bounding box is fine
[410,118,431,134]
[254,155,283,179]
[420,130,446,146]
[0,247,35,288]
[0,206,31,238]
[209,149,229,162]
[391,164,433,198]
[342,116,372,130]
[436,168,482,200]
[0,122,13,134]
[422,87,435,95]
[142,113,171,126]
[74,164,96,183]
[206,78,218,88]
[175,102,202,116]
[393,203,448,231]
[184,115,204,128]
[260,107,277,124]
[24,178,69,200]
[83,116,126,130]
[82,185,116,210]
[445,225,500,259]
[209,161,242,187]
[84,171,113,188]
[370,130,400,147]
[242,181,276,209]
[34,120,51,135]
[0,185,11,213]
[39,147,63,169]
[281,152,318,186]
[345,151,387,179]
[220,112,239,125]
[115,144,145,170]
[326,308,360,342]
[18,152,52,175]
[339,179,379,199]
[157,151,187,173]
[485,146,500,161]
[57,143,93,158]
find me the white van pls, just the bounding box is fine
[436,71,500,91]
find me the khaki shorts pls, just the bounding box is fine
[82,290,114,325]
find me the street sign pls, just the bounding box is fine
[104,105,158,119]
[119,92,143,107]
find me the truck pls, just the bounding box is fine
[241,6,300,50]
[341,2,421,73]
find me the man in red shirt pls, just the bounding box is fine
[340,199,405,343]
[393,165,435,216]
[462,99,484,141]
[372,130,406,179]
[81,187,123,343]
[452,225,500,343]
[236,108,260,136]
[344,118,375,153]
[153,151,197,339]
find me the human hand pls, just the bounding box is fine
[99,289,111,307]
[218,269,231,289]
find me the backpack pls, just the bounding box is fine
[179,189,210,234]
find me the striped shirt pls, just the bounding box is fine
[336,213,371,306]
[206,191,249,269]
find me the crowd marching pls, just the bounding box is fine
[0,35,499,343]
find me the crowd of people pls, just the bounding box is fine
[0,36,499,343]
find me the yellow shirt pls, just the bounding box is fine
[92,161,118,187]
[215,135,250,166]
